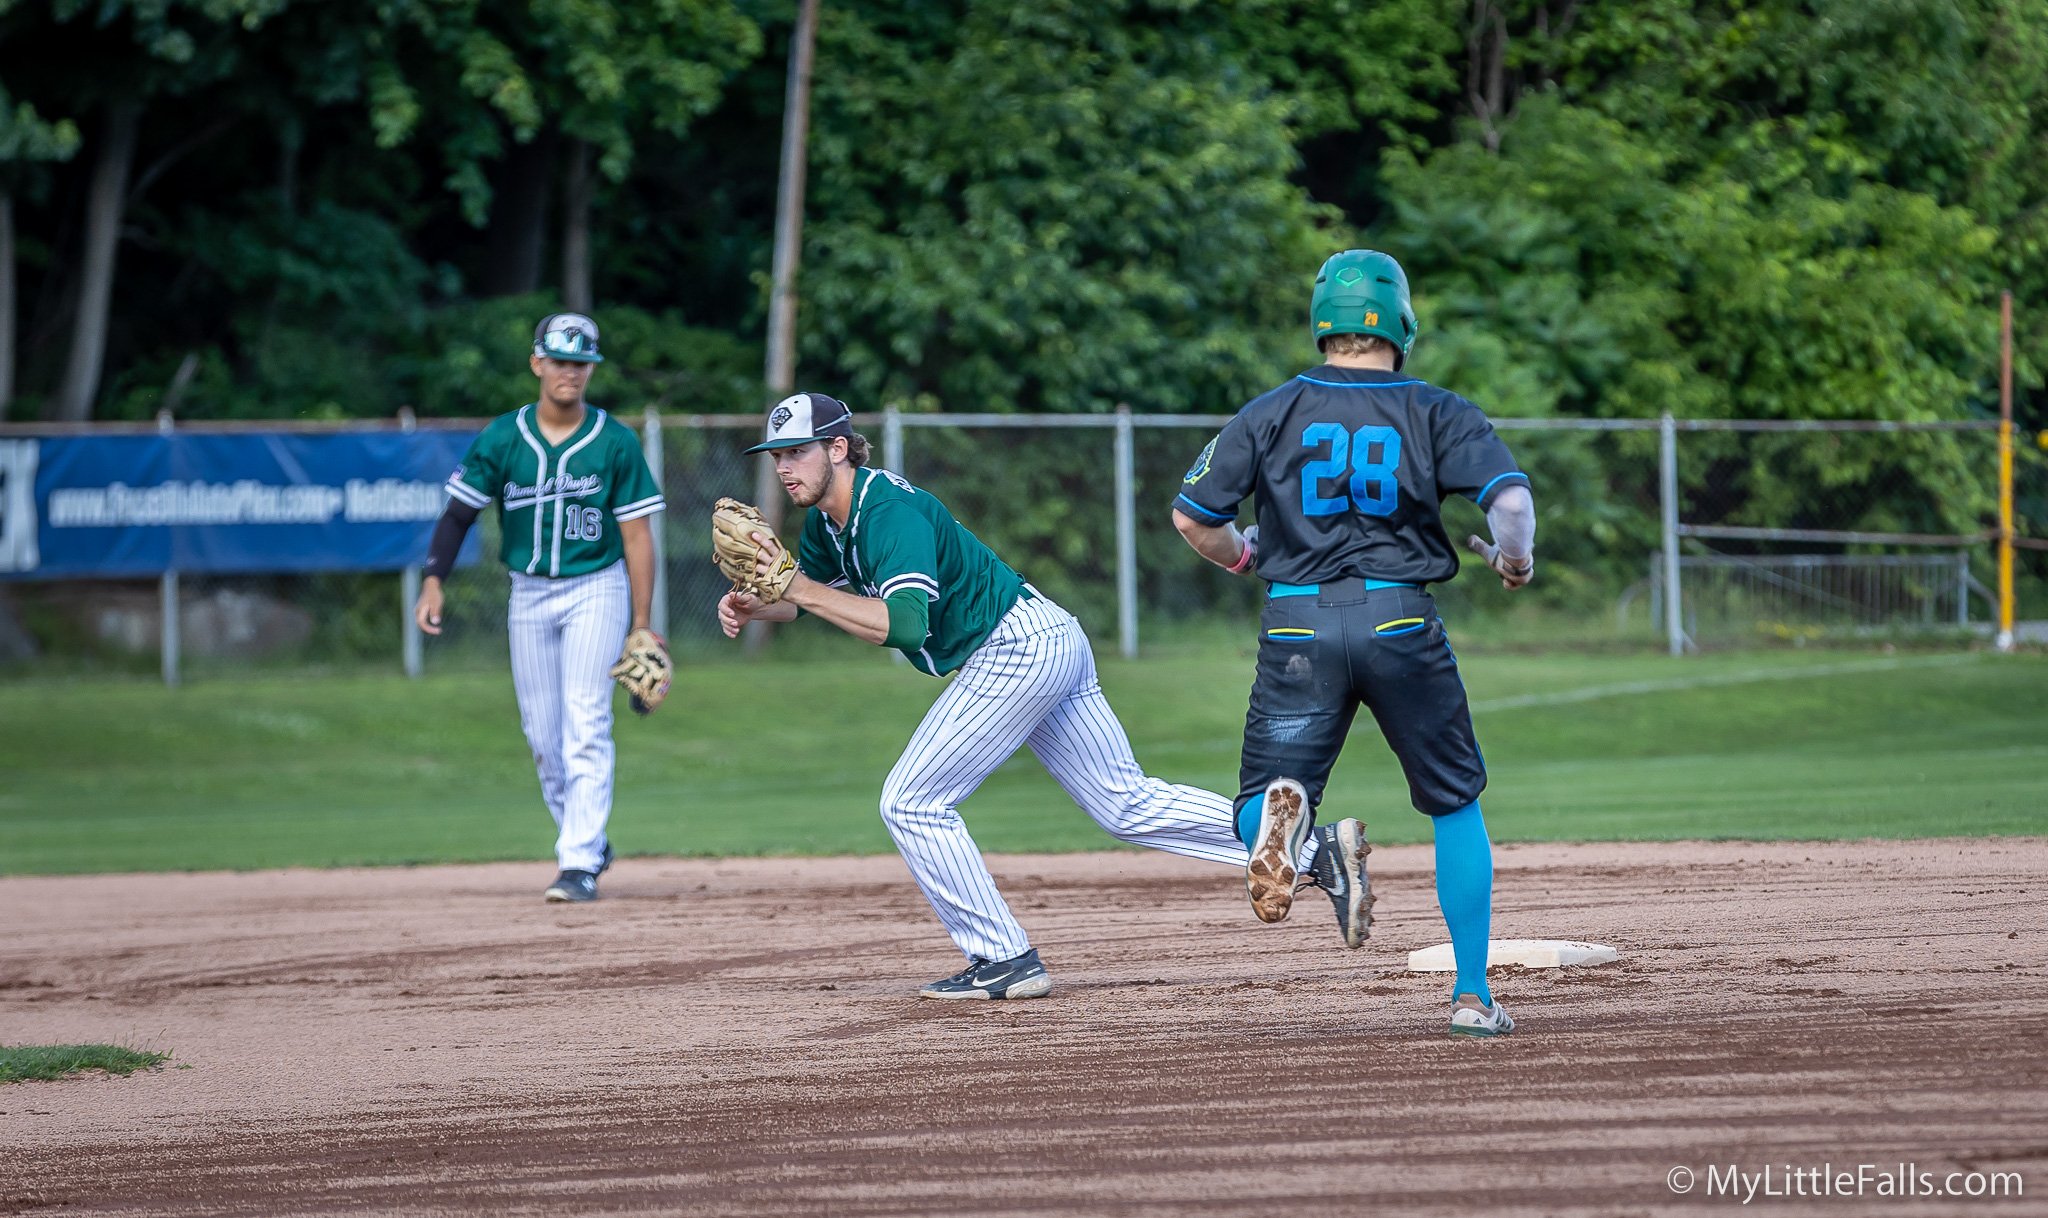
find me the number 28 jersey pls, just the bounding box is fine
[445,404,665,578]
[1173,365,1528,587]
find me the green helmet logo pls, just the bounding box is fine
[1310,249,1417,368]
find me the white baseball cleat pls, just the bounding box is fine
[1246,777,1313,923]
[1449,994,1514,1038]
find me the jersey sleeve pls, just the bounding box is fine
[796,512,848,588]
[1432,397,1529,511]
[1172,413,1257,524]
[608,427,665,522]
[861,501,941,602]
[444,425,498,510]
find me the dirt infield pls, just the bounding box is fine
[3,840,2045,1217]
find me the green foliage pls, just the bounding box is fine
[1371,0,2029,574]
[0,85,80,167]
[5,0,2046,571]
[404,294,762,417]
[803,0,1343,414]
[358,0,762,222]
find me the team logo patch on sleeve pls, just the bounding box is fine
[1184,436,1219,485]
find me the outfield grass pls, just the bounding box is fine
[0,1045,169,1083]
[3,646,2043,875]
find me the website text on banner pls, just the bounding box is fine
[0,430,481,580]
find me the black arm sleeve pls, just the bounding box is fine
[423,499,480,580]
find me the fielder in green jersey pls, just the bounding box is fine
[414,312,666,904]
[720,392,1264,1002]
[792,464,1022,676]
[443,403,663,575]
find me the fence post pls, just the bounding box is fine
[1647,553,1661,631]
[875,405,909,667]
[883,403,904,476]
[1660,412,1687,656]
[399,407,423,677]
[160,569,180,687]
[1957,550,1971,627]
[643,407,668,639]
[401,565,422,678]
[157,408,180,686]
[1113,404,1138,659]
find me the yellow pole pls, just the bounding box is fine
[1998,291,2015,652]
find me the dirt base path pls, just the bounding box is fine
[4,840,2045,1216]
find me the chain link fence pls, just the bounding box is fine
[3,411,2040,680]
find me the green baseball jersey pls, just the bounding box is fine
[795,466,1024,676]
[445,405,665,578]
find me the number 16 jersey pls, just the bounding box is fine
[1173,364,1529,587]
[445,404,665,578]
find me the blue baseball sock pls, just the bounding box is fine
[1432,800,1495,1006]
[1234,794,1264,850]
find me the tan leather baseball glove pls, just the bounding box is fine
[609,627,672,716]
[710,497,796,602]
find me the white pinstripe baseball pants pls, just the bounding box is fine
[508,561,629,873]
[881,592,1251,963]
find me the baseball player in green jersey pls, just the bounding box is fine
[414,313,667,903]
[718,393,1321,1001]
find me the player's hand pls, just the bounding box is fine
[749,531,789,584]
[1231,524,1260,575]
[1464,535,1534,591]
[718,589,768,639]
[414,578,446,635]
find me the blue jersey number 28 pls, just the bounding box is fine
[1300,423,1403,517]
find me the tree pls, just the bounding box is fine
[355,0,761,298]
[0,87,80,417]
[11,0,290,420]
[801,0,1345,415]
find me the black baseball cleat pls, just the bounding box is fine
[918,948,1053,1000]
[544,870,599,903]
[597,841,614,876]
[1300,818,1375,948]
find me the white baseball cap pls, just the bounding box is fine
[745,392,855,453]
[533,312,604,363]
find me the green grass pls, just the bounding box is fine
[0,1045,170,1083]
[3,645,2044,875]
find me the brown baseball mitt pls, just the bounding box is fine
[710,497,797,602]
[609,627,672,716]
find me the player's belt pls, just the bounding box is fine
[1268,578,1418,598]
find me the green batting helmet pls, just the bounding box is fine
[1310,249,1416,367]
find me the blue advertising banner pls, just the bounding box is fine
[0,429,482,579]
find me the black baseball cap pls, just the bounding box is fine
[745,392,855,453]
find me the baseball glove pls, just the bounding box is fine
[609,627,673,716]
[710,497,796,602]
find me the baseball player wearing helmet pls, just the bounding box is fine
[718,393,1332,1000]
[414,313,667,903]
[1172,250,1537,1038]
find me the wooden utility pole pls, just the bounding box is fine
[745,0,821,652]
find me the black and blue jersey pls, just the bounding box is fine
[1174,365,1527,587]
